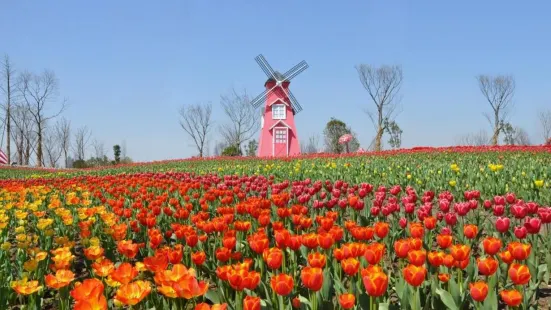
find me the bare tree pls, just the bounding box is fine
[456,130,490,146]
[213,141,228,156]
[55,117,71,167]
[514,127,531,145]
[301,134,320,154]
[1,55,16,164]
[476,75,515,145]
[10,104,35,165]
[179,102,213,157]
[18,70,67,166]
[356,64,403,152]
[43,128,62,167]
[220,88,259,151]
[92,139,106,159]
[538,109,551,144]
[73,126,91,161]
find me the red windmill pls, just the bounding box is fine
[250,55,308,157]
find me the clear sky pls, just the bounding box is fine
[1,1,550,162]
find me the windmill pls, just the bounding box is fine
[251,54,308,157]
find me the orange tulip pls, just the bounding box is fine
[317,232,335,249]
[143,252,169,273]
[83,246,105,261]
[110,262,138,285]
[508,263,531,285]
[156,265,208,299]
[449,244,470,261]
[228,268,261,291]
[11,278,43,295]
[362,270,388,297]
[507,242,531,261]
[117,240,143,259]
[409,222,424,238]
[307,252,326,268]
[168,244,184,264]
[192,251,207,266]
[438,273,450,283]
[301,266,324,291]
[339,293,356,309]
[263,247,283,269]
[454,258,470,270]
[195,303,211,310]
[70,278,107,310]
[436,234,453,249]
[374,222,389,238]
[92,258,115,277]
[481,237,502,255]
[423,216,437,230]
[408,238,423,250]
[403,264,426,287]
[45,269,75,289]
[469,282,488,302]
[498,250,514,264]
[243,295,261,310]
[394,239,410,258]
[408,250,426,266]
[477,257,498,276]
[364,242,385,265]
[341,257,360,276]
[463,224,478,239]
[114,280,151,306]
[427,251,445,267]
[271,273,294,296]
[500,289,522,307]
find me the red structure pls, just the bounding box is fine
[257,75,300,157]
[250,55,308,157]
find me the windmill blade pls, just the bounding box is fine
[250,86,275,108]
[281,88,303,114]
[282,60,309,82]
[255,54,278,80]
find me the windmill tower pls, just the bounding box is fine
[250,55,308,157]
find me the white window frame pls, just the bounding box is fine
[272,104,286,120]
[272,127,289,156]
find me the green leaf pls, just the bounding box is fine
[537,263,548,283]
[378,302,390,310]
[205,289,222,304]
[436,288,459,310]
[298,295,312,309]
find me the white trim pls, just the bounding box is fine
[269,120,293,130]
[267,98,290,107]
[271,104,286,120]
[272,126,289,156]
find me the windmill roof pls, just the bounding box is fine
[265,71,288,84]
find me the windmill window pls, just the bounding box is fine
[272,104,286,120]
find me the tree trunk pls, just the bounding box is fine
[6,86,10,164]
[374,126,384,152]
[491,111,500,145]
[36,125,43,167]
[24,137,30,165]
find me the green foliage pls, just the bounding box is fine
[221,145,242,157]
[323,118,360,153]
[72,159,88,169]
[385,120,403,149]
[246,140,258,157]
[113,145,121,163]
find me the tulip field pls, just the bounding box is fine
[1,146,551,310]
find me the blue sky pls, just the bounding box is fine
[2,1,550,162]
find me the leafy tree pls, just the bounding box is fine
[385,120,403,149]
[221,145,242,156]
[246,139,258,157]
[323,118,359,153]
[113,145,121,163]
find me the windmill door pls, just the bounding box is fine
[273,127,288,156]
